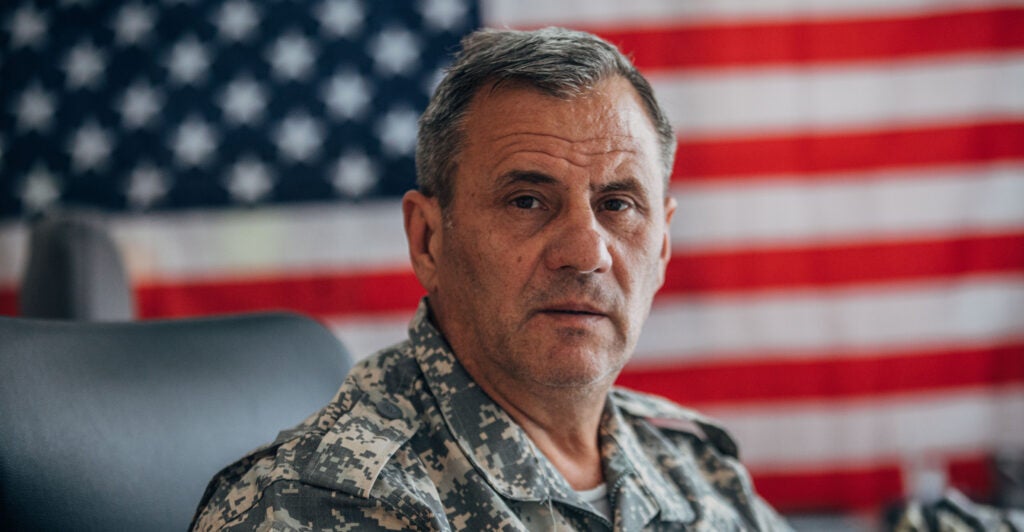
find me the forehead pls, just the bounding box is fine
[458,77,661,181]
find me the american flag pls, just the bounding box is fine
[2,0,1023,525]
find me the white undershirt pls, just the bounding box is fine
[575,483,612,522]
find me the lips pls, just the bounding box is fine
[538,302,608,317]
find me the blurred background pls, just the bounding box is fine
[1,0,1022,529]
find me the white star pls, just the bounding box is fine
[214,0,259,42]
[15,84,55,132]
[113,3,155,46]
[220,77,267,125]
[68,121,113,173]
[64,41,107,90]
[368,27,420,76]
[274,112,323,162]
[119,81,163,128]
[125,163,169,209]
[19,165,62,213]
[419,0,468,32]
[267,32,315,80]
[318,0,363,38]
[322,71,371,120]
[8,5,48,48]
[330,151,377,197]
[167,36,210,85]
[376,107,419,157]
[171,116,218,166]
[225,156,273,203]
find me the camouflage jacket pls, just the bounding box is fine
[192,300,791,531]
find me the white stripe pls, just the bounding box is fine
[653,53,1024,138]
[636,274,1024,362]
[710,386,1024,468]
[483,0,1024,28]
[671,163,1024,249]
[0,201,410,284]
[116,201,409,282]
[2,164,1020,285]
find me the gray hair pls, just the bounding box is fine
[415,27,676,209]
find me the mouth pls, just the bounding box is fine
[537,303,608,318]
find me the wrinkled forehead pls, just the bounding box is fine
[461,77,663,174]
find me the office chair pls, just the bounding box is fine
[19,213,134,321]
[0,312,353,531]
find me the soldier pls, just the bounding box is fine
[192,27,793,531]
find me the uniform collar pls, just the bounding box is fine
[601,396,697,525]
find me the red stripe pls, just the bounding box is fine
[591,8,1024,71]
[617,342,1024,408]
[753,453,993,512]
[664,233,1024,295]
[0,290,16,316]
[135,268,425,318]
[673,121,1024,180]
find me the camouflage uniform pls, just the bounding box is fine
[192,300,792,531]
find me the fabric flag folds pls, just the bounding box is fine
[1,0,1022,518]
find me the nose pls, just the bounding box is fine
[542,202,613,274]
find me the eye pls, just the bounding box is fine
[601,198,632,212]
[511,195,542,210]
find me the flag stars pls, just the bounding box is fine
[318,0,364,38]
[68,121,114,173]
[322,71,372,120]
[225,157,273,203]
[113,3,156,46]
[64,41,107,90]
[220,77,267,125]
[167,36,211,85]
[172,116,218,166]
[19,165,62,213]
[419,0,468,32]
[214,0,259,42]
[8,4,48,49]
[331,151,377,198]
[275,112,324,162]
[376,107,419,157]
[368,27,420,76]
[126,164,169,210]
[15,84,56,132]
[268,32,316,80]
[119,81,163,129]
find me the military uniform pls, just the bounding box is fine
[192,300,792,531]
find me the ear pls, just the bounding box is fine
[657,195,677,288]
[402,190,443,293]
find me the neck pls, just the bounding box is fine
[462,356,612,490]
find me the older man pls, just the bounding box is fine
[192,27,791,531]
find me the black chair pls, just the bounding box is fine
[0,313,352,531]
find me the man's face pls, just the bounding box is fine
[425,76,675,391]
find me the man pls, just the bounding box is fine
[192,27,791,531]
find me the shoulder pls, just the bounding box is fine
[193,341,441,530]
[610,387,740,459]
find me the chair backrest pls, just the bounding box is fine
[19,213,134,321]
[0,313,352,531]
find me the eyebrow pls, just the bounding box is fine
[495,170,647,196]
[495,170,559,189]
